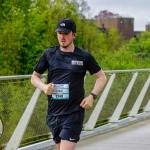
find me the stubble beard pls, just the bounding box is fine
[60,41,73,49]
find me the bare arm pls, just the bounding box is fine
[31,71,54,95]
[91,69,107,95]
[80,69,107,109]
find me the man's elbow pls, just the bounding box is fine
[30,74,34,85]
[103,74,107,85]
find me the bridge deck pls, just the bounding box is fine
[76,118,150,150]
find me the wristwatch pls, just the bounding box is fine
[90,93,97,99]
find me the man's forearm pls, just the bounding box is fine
[91,70,107,95]
[91,76,107,95]
[31,74,46,92]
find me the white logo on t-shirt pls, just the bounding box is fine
[71,60,83,66]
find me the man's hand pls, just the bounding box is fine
[44,83,55,95]
[80,95,94,109]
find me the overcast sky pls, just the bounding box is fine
[85,0,150,31]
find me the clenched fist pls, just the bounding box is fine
[80,95,94,109]
[44,83,55,95]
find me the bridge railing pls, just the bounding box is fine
[0,69,150,150]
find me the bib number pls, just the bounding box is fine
[52,84,69,100]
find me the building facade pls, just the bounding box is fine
[94,10,134,41]
[146,24,150,31]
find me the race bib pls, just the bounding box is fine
[52,84,69,100]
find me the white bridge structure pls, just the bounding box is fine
[0,68,150,150]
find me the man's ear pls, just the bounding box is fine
[73,33,76,38]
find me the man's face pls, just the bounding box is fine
[57,31,76,48]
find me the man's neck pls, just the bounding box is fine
[60,44,75,52]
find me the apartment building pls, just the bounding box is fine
[94,10,134,40]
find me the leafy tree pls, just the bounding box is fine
[0,4,26,75]
[129,31,150,59]
[101,42,150,70]
[0,0,88,75]
[0,0,149,76]
[103,28,124,52]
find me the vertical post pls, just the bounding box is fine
[84,73,116,130]
[144,99,150,112]
[109,72,138,122]
[129,75,150,117]
[0,118,3,139]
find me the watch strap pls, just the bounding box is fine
[90,93,97,99]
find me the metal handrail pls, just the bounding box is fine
[0,68,150,80]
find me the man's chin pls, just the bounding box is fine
[60,44,68,48]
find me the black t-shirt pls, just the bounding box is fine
[34,46,101,116]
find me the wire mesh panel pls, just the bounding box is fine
[84,70,150,127]
[0,79,32,149]
[0,78,50,149]
[21,92,51,147]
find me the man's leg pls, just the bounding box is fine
[60,140,76,150]
[56,143,60,150]
[58,111,84,150]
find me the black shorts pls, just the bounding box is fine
[46,111,84,144]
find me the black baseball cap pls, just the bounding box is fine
[55,18,76,33]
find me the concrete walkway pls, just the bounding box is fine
[76,118,150,150]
